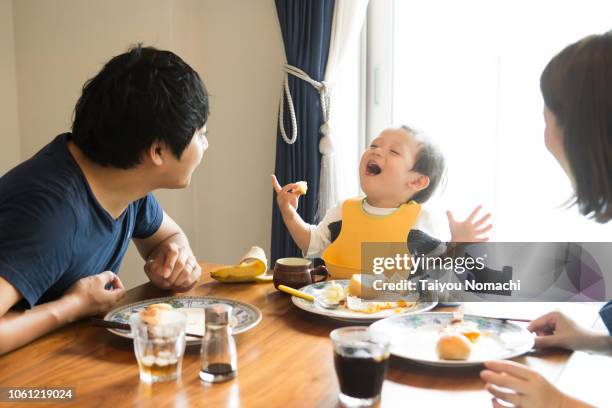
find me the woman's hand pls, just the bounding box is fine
[447,205,492,242]
[527,311,611,352]
[481,360,592,408]
[64,271,126,320]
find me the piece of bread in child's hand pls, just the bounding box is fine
[436,333,472,360]
[293,181,308,195]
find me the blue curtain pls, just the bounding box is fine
[271,0,335,264]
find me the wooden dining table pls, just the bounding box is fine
[0,262,608,407]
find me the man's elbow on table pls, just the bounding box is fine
[0,278,24,354]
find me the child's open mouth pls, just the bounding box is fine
[366,162,382,176]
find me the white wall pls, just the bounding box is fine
[8,0,284,288]
[0,0,20,175]
[184,0,284,271]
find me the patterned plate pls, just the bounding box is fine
[370,312,535,367]
[104,296,261,346]
[291,280,437,323]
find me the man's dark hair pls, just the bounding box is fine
[72,44,209,169]
[402,125,446,203]
[540,31,612,223]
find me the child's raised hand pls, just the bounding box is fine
[272,175,301,215]
[447,205,492,242]
[480,360,590,408]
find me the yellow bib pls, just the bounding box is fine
[321,197,421,278]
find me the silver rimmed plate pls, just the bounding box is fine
[291,280,437,323]
[104,296,261,346]
[370,312,535,367]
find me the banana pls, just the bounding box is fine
[210,246,271,283]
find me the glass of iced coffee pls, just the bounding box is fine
[129,304,187,383]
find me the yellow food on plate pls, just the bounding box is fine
[321,281,347,304]
[448,318,482,343]
[348,274,362,297]
[348,274,378,299]
[436,333,473,360]
[461,330,481,343]
[344,295,414,314]
[293,181,308,195]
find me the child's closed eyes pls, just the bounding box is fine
[368,143,402,156]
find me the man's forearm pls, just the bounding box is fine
[0,295,81,355]
[133,211,192,261]
[147,232,191,259]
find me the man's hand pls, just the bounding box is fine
[145,241,202,292]
[447,205,492,242]
[64,271,126,319]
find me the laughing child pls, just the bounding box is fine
[272,126,492,278]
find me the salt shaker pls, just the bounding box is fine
[199,304,237,382]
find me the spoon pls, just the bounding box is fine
[277,285,340,309]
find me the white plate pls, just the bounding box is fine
[104,296,261,346]
[370,312,535,367]
[291,280,437,323]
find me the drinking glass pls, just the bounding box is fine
[130,311,186,383]
[330,326,391,407]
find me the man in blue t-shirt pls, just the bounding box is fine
[0,45,209,354]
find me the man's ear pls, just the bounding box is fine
[147,140,164,166]
[409,174,430,192]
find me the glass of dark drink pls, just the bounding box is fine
[330,326,390,407]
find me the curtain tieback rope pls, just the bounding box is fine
[279,63,333,154]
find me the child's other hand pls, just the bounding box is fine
[447,205,492,242]
[272,175,301,216]
[480,360,590,408]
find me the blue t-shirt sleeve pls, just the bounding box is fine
[0,191,76,308]
[132,193,163,239]
[599,302,612,335]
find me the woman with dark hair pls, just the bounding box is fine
[480,32,612,408]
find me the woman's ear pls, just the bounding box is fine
[409,174,430,192]
[147,140,164,166]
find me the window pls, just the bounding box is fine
[365,0,612,241]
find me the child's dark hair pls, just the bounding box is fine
[401,125,446,203]
[540,31,612,223]
[72,44,209,169]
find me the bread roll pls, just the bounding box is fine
[147,303,173,311]
[348,274,378,299]
[436,333,472,360]
[139,303,181,325]
[294,181,308,195]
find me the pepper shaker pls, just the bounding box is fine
[199,304,237,382]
